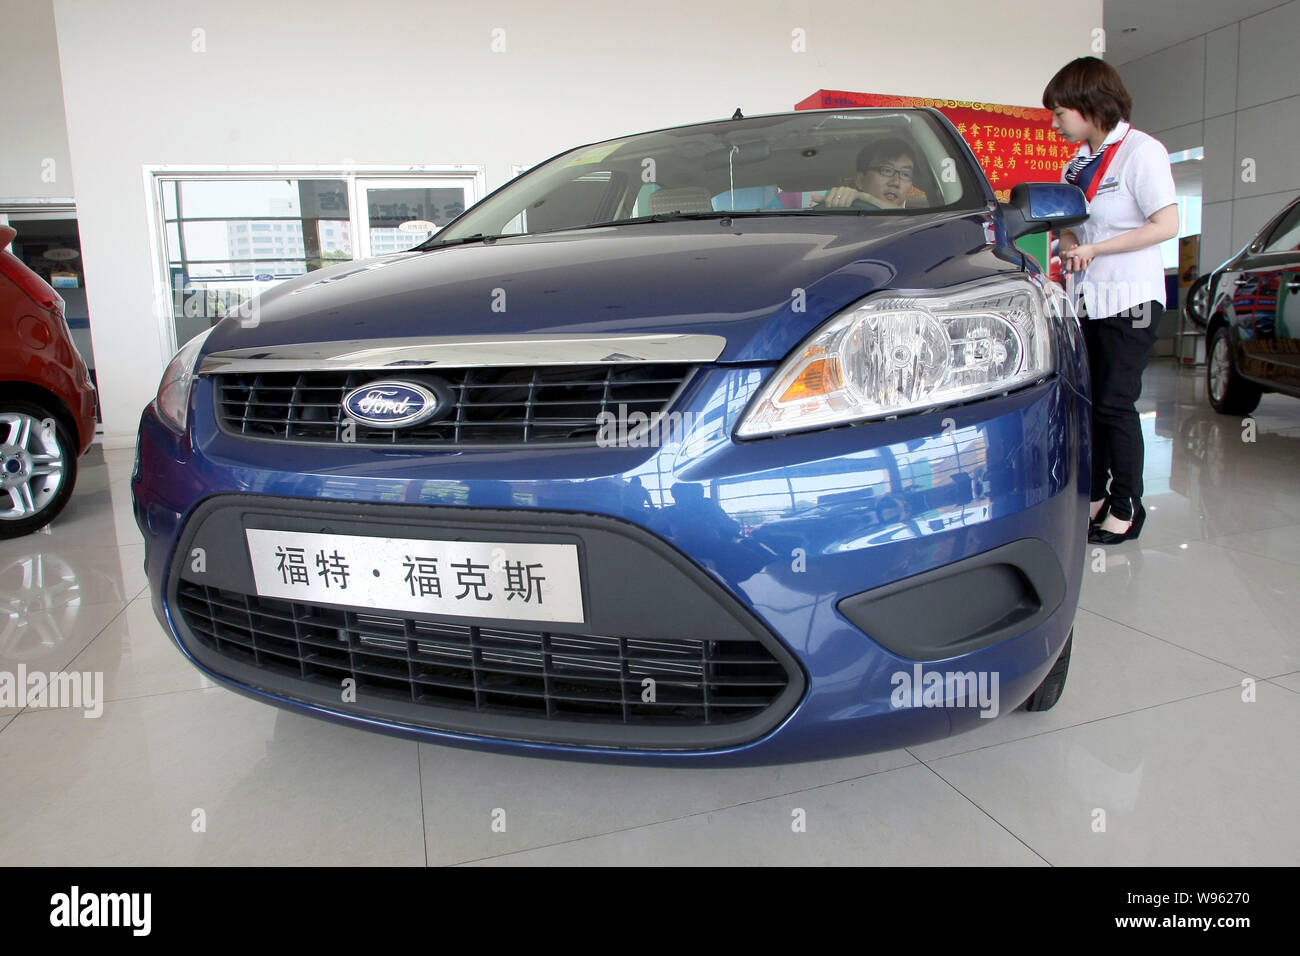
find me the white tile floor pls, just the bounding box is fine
[2,358,1298,865]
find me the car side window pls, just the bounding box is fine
[1261,203,1300,255]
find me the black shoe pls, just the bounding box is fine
[1088,499,1145,544]
[1089,496,1110,527]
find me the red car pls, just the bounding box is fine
[0,224,97,538]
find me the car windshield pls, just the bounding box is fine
[424,109,984,245]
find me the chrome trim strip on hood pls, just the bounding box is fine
[198,333,728,374]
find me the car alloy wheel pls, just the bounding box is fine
[1206,327,1262,415]
[0,403,76,538]
[1208,334,1230,403]
[1186,275,1211,328]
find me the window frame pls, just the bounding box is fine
[143,164,486,358]
[1259,200,1300,256]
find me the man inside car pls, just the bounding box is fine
[810,137,917,210]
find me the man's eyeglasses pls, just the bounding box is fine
[866,164,914,183]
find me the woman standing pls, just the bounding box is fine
[1043,57,1179,544]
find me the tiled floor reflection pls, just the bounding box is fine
[2,360,1298,865]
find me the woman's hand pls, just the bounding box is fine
[1061,242,1097,272]
[1058,228,1080,254]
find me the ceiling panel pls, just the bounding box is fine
[1104,0,1283,64]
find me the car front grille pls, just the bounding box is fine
[177,581,790,728]
[210,364,693,446]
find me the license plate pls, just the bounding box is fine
[244,529,584,624]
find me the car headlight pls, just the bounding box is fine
[736,275,1057,438]
[155,327,214,432]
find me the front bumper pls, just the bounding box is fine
[133,364,1089,766]
[74,378,97,455]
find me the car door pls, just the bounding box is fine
[1259,203,1300,390]
[1226,200,1300,385]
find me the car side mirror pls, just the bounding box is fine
[1000,182,1088,240]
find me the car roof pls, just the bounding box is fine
[571,106,949,150]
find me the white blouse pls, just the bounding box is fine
[1060,120,1178,319]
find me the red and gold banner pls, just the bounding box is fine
[795,90,1073,202]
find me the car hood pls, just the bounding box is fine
[202,211,1021,364]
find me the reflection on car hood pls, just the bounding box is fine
[203,212,1021,364]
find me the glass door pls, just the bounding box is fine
[355,177,479,257]
[147,167,486,355]
[158,177,354,348]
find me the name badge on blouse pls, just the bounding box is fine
[1094,177,1120,195]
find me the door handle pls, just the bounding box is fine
[1288,277,1300,293]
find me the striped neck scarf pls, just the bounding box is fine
[1064,124,1130,201]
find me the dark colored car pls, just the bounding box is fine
[133,108,1091,765]
[1197,194,1300,414]
[0,225,98,538]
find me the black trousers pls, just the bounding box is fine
[1079,300,1162,515]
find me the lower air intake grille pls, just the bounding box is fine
[177,582,789,728]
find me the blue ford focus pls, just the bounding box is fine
[133,108,1090,765]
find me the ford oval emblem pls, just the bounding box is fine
[342,381,440,428]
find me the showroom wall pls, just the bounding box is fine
[31,0,1100,446]
[1116,0,1300,273]
[0,0,73,200]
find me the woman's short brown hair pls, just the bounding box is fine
[1042,57,1132,132]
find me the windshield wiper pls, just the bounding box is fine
[609,209,884,226]
[622,211,819,224]
[418,208,879,250]
[485,214,798,238]
[413,233,512,250]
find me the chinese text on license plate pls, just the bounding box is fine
[245,529,585,624]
